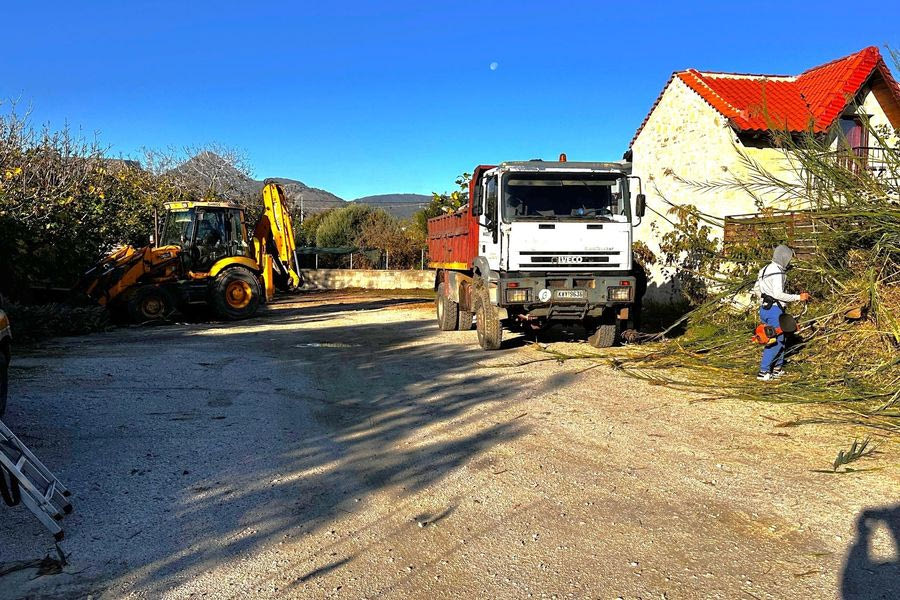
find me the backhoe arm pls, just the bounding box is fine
[254,182,301,291]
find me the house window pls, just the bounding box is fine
[838,116,870,173]
[839,116,868,152]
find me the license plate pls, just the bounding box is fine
[554,289,586,300]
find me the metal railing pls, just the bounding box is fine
[801,146,898,194]
[835,146,891,176]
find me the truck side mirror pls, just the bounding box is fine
[472,201,483,216]
[635,193,646,218]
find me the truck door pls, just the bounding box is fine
[479,175,502,270]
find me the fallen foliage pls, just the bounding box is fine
[1,298,111,343]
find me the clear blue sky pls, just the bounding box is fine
[7,1,900,199]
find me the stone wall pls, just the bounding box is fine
[629,78,896,302]
[630,77,765,300]
[300,269,434,290]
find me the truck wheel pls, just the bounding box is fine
[588,317,620,349]
[457,308,474,331]
[0,342,9,418]
[474,294,502,350]
[436,283,459,331]
[211,267,262,320]
[127,286,174,323]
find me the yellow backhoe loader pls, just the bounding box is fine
[77,181,301,322]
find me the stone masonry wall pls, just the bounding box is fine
[628,78,900,301]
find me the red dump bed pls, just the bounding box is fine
[427,164,495,272]
[427,208,477,270]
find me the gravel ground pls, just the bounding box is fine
[1,291,898,599]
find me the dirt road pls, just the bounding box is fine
[1,292,897,599]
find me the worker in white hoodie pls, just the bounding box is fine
[754,245,810,381]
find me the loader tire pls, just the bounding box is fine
[435,283,459,331]
[474,292,502,351]
[127,286,174,323]
[211,267,261,320]
[0,341,9,418]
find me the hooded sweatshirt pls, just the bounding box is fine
[754,245,801,304]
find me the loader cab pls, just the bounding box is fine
[160,202,252,273]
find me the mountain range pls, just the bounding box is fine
[169,152,430,219]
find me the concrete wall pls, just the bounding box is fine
[300,269,434,290]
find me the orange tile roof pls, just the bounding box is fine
[629,46,900,149]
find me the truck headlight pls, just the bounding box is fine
[506,288,531,303]
[608,286,632,302]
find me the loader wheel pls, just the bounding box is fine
[127,286,174,323]
[435,283,459,331]
[0,342,9,418]
[212,267,261,320]
[588,314,620,349]
[474,293,502,351]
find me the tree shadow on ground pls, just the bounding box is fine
[8,299,531,597]
[168,295,428,325]
[841,504,900,600]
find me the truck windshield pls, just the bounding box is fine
[503,173,628,221]
[160,209,195,246]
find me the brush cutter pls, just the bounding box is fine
[751,304,807,346]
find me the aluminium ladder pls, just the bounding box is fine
[0,419,73,540]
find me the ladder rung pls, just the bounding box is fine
[0,418,73,539]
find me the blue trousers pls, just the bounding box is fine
[759,304,785,373]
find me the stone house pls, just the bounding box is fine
[626,46,900,300]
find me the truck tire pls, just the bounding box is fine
[435,283,459,331]
[588,316,620,349]
[457,308,474,331]
[474,293,502,350]
[211,267,262,320]
[0,342,9,418]
[127,285,174,323]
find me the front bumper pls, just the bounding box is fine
[495,273,636,318]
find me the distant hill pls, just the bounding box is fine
[266,177,346,214]
[167,152,427,219]
[352,194,432,219]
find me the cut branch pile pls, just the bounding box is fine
[613,119,900,431]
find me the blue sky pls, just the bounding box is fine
[7,1,900,199]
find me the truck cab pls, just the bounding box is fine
[159,201,253,273]
[428,158,645,350]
